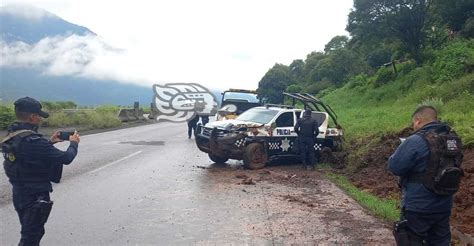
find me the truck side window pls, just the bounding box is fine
[276,112,294,127]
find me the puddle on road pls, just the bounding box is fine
[119,141,165,146]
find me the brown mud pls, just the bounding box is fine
[198,163,394,244]
[341,127,474,237]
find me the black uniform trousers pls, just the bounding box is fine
[12,189,53,246]
[298,136,316,166]
[405,210,451,246]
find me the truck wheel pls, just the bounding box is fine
[208,154,229,164]
[320,147,333,164]
[243,143,268,169]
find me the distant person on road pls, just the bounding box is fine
[1,97,80,246]
[389,106,463,246]
[201,115,209,126]
[187,114,199,139]
[294,109,319,170]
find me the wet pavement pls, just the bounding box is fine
[0,122,394,245]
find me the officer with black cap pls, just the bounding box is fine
[294,109,319,170]
[1,97,80,246]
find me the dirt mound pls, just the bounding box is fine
[346,127,412,199]
[451,149,474,235]
[344,128,474,236]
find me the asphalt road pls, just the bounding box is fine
[0,122,393,245]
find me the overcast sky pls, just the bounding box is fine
[2,0,353,90]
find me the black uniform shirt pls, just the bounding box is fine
[294,116,319,138]
[5,122,78,193]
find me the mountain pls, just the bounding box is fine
[0,4,153,106]
[0,4,95,44]
[0,67,153,106]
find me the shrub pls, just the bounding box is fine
[397,60,417,76]
[0,105,15,130]
[306,80,334,94]
[96,105,120,114]
[420,97,444,114]
[374,67,396,86]
[347,74,369,89]
[286,84,304,93]
[46,110,121,129]
[432,40,474,82]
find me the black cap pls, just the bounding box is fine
[14,97,49,118]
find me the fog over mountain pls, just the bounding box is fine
[1,4,95,44]
[0,4,156,106]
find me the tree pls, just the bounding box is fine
[347,0,431,63]
[302,51,326,82]
[286,84,304,93]
[257,64,292,103]
[288,59,305,82]
[324,36,349,53]
[367,49,392,68]
[430,0,474,33]
[308,48,364,86]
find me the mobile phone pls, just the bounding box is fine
[59,130,75,141]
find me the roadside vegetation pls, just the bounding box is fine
[325,172,400,222]
[0,101,122,131]
[256,0,474,229]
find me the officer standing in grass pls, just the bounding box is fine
[1,97,80,246]
[294,109,319,170]
[389,106,463,245]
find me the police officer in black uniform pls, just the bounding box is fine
[187,114,199,139]
[1,97,80,246]
[201,115,209,126]
[294,109,319,170]
[389,106,462,245]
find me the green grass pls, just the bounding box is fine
[322,71,474,146]
[325,172,400,222]
[46,110,121,129]
[0,103,122,130]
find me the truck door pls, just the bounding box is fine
[271,112,298,154]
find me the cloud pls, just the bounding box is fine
[1,1,354,91]
[0,34,269,90]
[1,35,128,79]
[0,4,52,20]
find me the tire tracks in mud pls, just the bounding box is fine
[199,164,394,244]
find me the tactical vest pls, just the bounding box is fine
[1,130,62,183]
[297,117,319,137]
[408,127,464,195]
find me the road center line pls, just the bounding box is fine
[89,151,143,174]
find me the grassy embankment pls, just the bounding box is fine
[319,40,474,222]
[325,172,400,222]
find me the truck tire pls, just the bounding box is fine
[208,154,229,164]
[320,147,333,164]
[243,143,268,169]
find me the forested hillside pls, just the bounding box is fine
[257,0,473,145]
[255,0,474,237]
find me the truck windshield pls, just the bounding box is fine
[223,92,259,103]
[236,108,279,124]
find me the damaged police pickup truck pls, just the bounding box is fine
[195,93,343,169]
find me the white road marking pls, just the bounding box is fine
[89,151,143,174]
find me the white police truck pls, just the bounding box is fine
[195,93,343,169]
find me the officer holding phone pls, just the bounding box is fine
[1,97,80,246]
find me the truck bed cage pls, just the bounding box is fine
[283,92,340,127]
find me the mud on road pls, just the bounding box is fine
[195,163,393,244]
